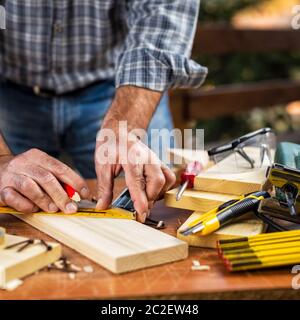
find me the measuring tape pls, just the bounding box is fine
[0,206,136,220]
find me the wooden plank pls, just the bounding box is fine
[15,215,188,274]
[194,169,266,196]
[164,188,234,212]
[193,25,300,55]
[186,80,300,120]
[177,212,265,249]
[0,234,61,289]
[194,147,271,195]
[167,148,210,166]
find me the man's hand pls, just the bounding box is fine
[0,149,90,213]
[95,86,176,223]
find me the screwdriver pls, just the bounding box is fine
[176,161,203,201]
[179,191,270,236]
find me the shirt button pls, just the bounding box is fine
[33,85,41,95]
[54,22,63,33]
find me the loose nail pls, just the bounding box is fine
[48,203,58,213]
[80,187,90,198]
[65,202,78,214]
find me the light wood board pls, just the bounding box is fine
[168,148,210,166]
[15,215,188,274]
[164,188,235,212]
[0,234,61,289]
[177,212,265,248]
[194,147,273,196]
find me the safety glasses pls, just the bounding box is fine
[208,128,276,172]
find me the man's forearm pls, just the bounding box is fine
[102,86,162,133]
[0,133,12,156]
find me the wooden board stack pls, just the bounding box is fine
[194,147,271,196]
[15,214,188,274]
[177,212,265,248]
[165,148,272,248]
[0,234,61,289]
[164,188,234,212]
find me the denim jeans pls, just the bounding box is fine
[0,79,173,178]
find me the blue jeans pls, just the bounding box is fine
[0,79,173,178]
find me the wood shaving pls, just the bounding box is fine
[191,265,211,271]
[83,265,94,273]
[4,279,23,291]
[191,260,210,271]
[68,272,76,280]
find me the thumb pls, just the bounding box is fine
[96,164,114,210]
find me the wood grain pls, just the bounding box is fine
[15,210,188,274]
[164,188,235,212]
[0,234,61,288]
[194,147,272,195]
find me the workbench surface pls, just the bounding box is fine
[0,180,298,300]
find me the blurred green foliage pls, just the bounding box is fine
[200,0,261,23]
[196,0,300,143]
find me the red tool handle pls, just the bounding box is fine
[180,161,203,188]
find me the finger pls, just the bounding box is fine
[0,187,39,213]
[21,165,78,214]
[30,150,90,198]
[123,164,148,223]
[158,164,176,199]
[12,175,58,213]
[144,164,165,203]
[96,164,114,210]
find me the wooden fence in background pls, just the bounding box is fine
[169,25,300,130]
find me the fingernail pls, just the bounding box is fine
[149,201,154,210]
[80,187,90,198]
[65,202,77,214]
[48,203,58,212]
[141,212,147,223]
[96,198,104,209]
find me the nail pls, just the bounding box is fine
[48,203,58,213]
[149,201,154,210]
[65,202,78,214]
[80,187,90,198]
[140,212,147,223]
[96,198,103,209]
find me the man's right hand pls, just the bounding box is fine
[0,149,90,213]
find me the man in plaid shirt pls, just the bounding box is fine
[0,0,207,221]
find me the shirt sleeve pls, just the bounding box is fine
[115,0,208,91]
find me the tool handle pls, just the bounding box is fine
[217,197,261,226]
[186,161,202,174]
[181,161,203,188]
